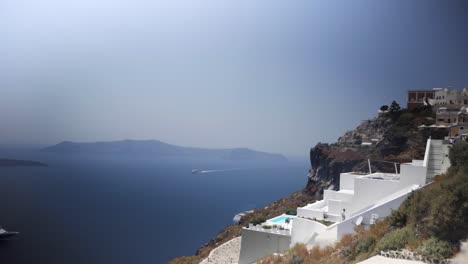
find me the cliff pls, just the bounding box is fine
[306,105,443,194]
[170,104,445,264]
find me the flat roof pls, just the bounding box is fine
[407,90,435,92]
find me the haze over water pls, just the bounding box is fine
[0,150,307,263]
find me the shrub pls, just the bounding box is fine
[388,209,407,228]
[356,236,376,255]
[374,226,416,252]
[417,238,453,261]
[410,105,434,117]
[380,105,389,112]
[288,244,308,264]
[285,209,297,216]
[448,141,468,168]
[367,220,391,239]
[426,167,468,243]
[389,100,401,113]
[396,113,415,127]
[250,216,267,225]
[262,225,272,229]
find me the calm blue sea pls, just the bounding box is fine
[0,150,308,263]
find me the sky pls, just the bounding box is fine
[1,0,468,156]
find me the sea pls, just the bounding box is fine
[0,149,308,263]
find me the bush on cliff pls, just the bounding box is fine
[374,226,417,252]
[250,216,267,225]
[387,142,468,244]
[387,141,468,244]
[417,238,453,261]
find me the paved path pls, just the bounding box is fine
[200,237,241,264]
[358,256,424,264]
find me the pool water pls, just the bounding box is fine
[268,215,292,224]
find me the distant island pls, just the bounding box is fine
[0,158,47,167]
[42,140,288,162]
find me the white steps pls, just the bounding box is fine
[426,140,450,180]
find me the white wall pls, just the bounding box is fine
[324,190,354,203]
[339,173,359,190]
[315,225,338,247]
[399,164,426,187]
[349,178,401,215]
[291,217,327,246]
[238,229,291,264]
[297,208,324,220]
[297,200,326,219]
[336,187,413,240]
[291,218,339,248]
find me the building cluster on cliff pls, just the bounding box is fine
[407,87,468,139]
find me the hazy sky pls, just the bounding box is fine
[1,0,468,155]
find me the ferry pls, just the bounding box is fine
[0,226,19,239]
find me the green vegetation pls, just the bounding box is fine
[387,142,468,244]
[379,105,389,112]
[355,236,376,255]
[285,209,297,215]
[262,225,272,229]
[389,100,401,113]
[374,226,417,252]
[310,217,334,226]
[417,238,453,261]
[250,216,267,225]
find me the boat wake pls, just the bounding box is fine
[192,168,241,174]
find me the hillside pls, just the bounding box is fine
[169,103,458,264]
[0,158,47,167]
[258,140,468,264]
[305,104,443,195]
[42,140,287,162]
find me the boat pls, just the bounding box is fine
[192,169,202,174]
[0,226,19,239]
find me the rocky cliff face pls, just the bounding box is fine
[306,109,440,195]
[306,144,367,194]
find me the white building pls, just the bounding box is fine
[432,88,468,106]
[238,139,450,264]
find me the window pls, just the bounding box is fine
[461,127,464,130]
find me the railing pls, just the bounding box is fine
[245,224,291,236]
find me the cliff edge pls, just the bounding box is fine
[170,104,445,264]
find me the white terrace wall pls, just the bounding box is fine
[291,217,327,246]
[339,173,360,190]
[238,229,291,264]
[291,217,338,247]
[324,190,354,203]
[336,187,415,240]
[297,200,326,219]
[348,178,401,216]
[399,163,427,188]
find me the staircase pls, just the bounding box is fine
[426,140,450,179]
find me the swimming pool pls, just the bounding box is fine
[267,215,293,224]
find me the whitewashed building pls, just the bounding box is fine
[238,139,450,264]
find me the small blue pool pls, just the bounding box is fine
[268,215,292,224]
